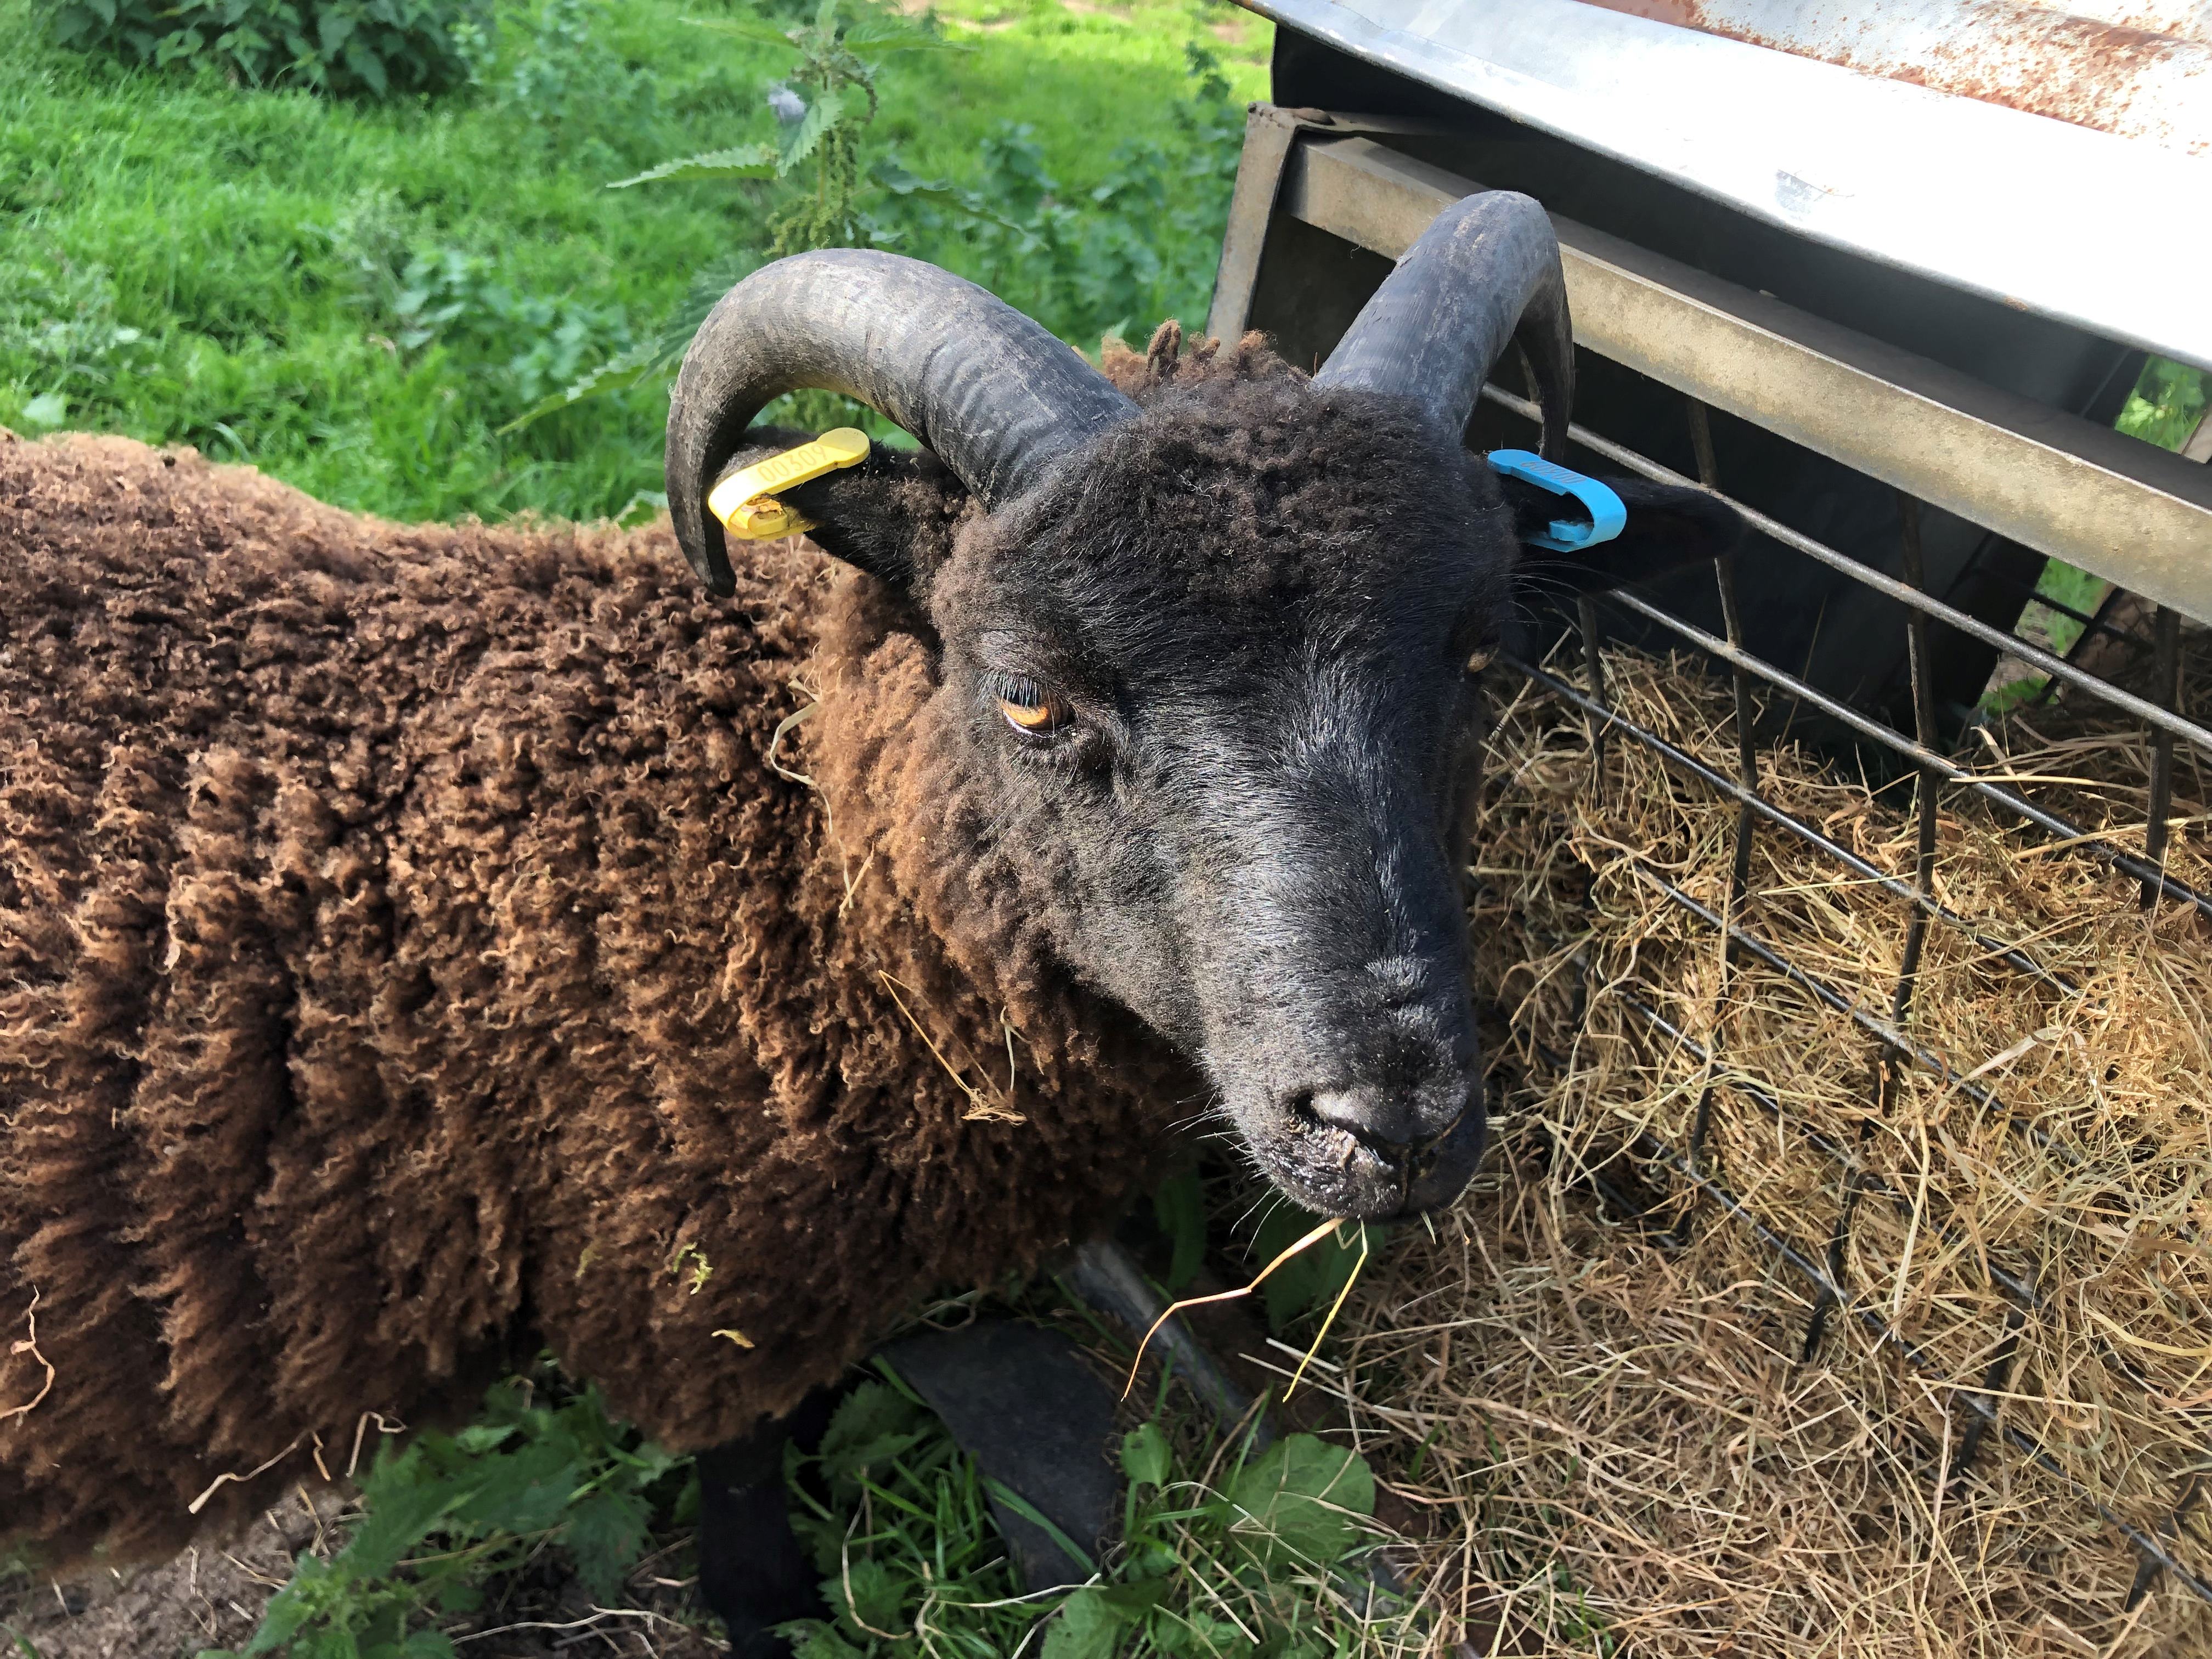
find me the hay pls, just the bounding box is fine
[1336,628,2212,1657]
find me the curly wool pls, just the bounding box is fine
[0,430,1195,1567]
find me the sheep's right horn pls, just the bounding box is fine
[667,249,1137,594]
[1313,192,1572,461]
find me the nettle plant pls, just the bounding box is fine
[210,1374,691,1659]
[521,2,1244,437]
[516,0,947,430]
[610,0,937,258]
[46,0,492,97]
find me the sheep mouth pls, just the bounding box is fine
[1251,1094,1487,1223]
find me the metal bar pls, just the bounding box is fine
[2186,408,2212,467]
[1247,112,2212,1616]
[2143,607,2184,910]
[1588,579,2212,919]
[1507,657,2068,985]
[1811,495,1945,1361]
[1205,109,1465,345]
[1894,493,1946,1013]
[1205,105,1309,345]
[2029,578,2143,710]
[1685,401,1741,1206]
[1283,133,2212,624]
[1244,1,2212,369]
[1203,105,1300,349]
[1691,400,1763,907]
[1948,1302,2027,1487]
[1578,593,1609,795]
[2126,1554,2168,1612]
[1977,566,2134,646]
[1479,383,2212,754]
[1568,0,2212,152]
[1581,837,2205,1260]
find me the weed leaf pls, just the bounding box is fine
[836,1557,905,1636]
[781,1620,867,1658]
[1251,1204,1372,1333]
[817,1381,927,1490]
[1216,1433,1375,1573]
[1040,1588,1122,1659]
[1150,1169,1207,1293]
[778,89,847,172]
[684,13,799,47]
[566,1488,651,1605]
[1119,1421,1171,1490]
[343,1453,471,1579]
[609,144,778,190]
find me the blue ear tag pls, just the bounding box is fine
[1488,449,1628,554]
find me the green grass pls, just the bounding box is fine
[2118,355,2208,454]
[0,0,1267,524]
[777,1359,1402,1659]
[186,1282,1416,1658]
[1980,354,2203,714]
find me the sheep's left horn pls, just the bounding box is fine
[1313,192,1572,461]
[667,249,1136,593]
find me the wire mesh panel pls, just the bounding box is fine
[1471,375,2212,1630]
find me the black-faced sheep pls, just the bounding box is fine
[1,192,1737,1633]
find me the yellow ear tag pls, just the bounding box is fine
[708,427,872,541]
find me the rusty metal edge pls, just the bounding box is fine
[1282,132,2212,625]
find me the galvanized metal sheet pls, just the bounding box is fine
[1239,0,2212,370]
[1284,134,2212,623]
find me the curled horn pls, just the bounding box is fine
[1312,191,1573,461]
[667,249,1138,593]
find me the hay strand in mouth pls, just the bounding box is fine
[1284,1222,1370,1400]
[1122,1216,1341,1400]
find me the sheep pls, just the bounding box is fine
[0,191,1737,1637]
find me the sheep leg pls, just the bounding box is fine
[693,1389,836,1659]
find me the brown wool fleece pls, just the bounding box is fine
[0,431,1193,1567]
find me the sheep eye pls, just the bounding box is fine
[989,673,1073,737]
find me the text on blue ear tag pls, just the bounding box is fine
[1488,449,1628,553]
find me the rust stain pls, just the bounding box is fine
[1574,0,2208,153]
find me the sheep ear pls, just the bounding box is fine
[712,428,972,594]
[1503,473,1744,594]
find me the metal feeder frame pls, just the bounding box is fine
[1207,23,2212,1614]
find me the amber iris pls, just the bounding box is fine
[991,674,1071,736]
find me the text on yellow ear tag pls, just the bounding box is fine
[708,426,871,541]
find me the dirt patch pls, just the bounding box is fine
[1,1492,730,1659]
[2,1492,336,1658]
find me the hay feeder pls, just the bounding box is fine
[1207,20,2212,1652]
